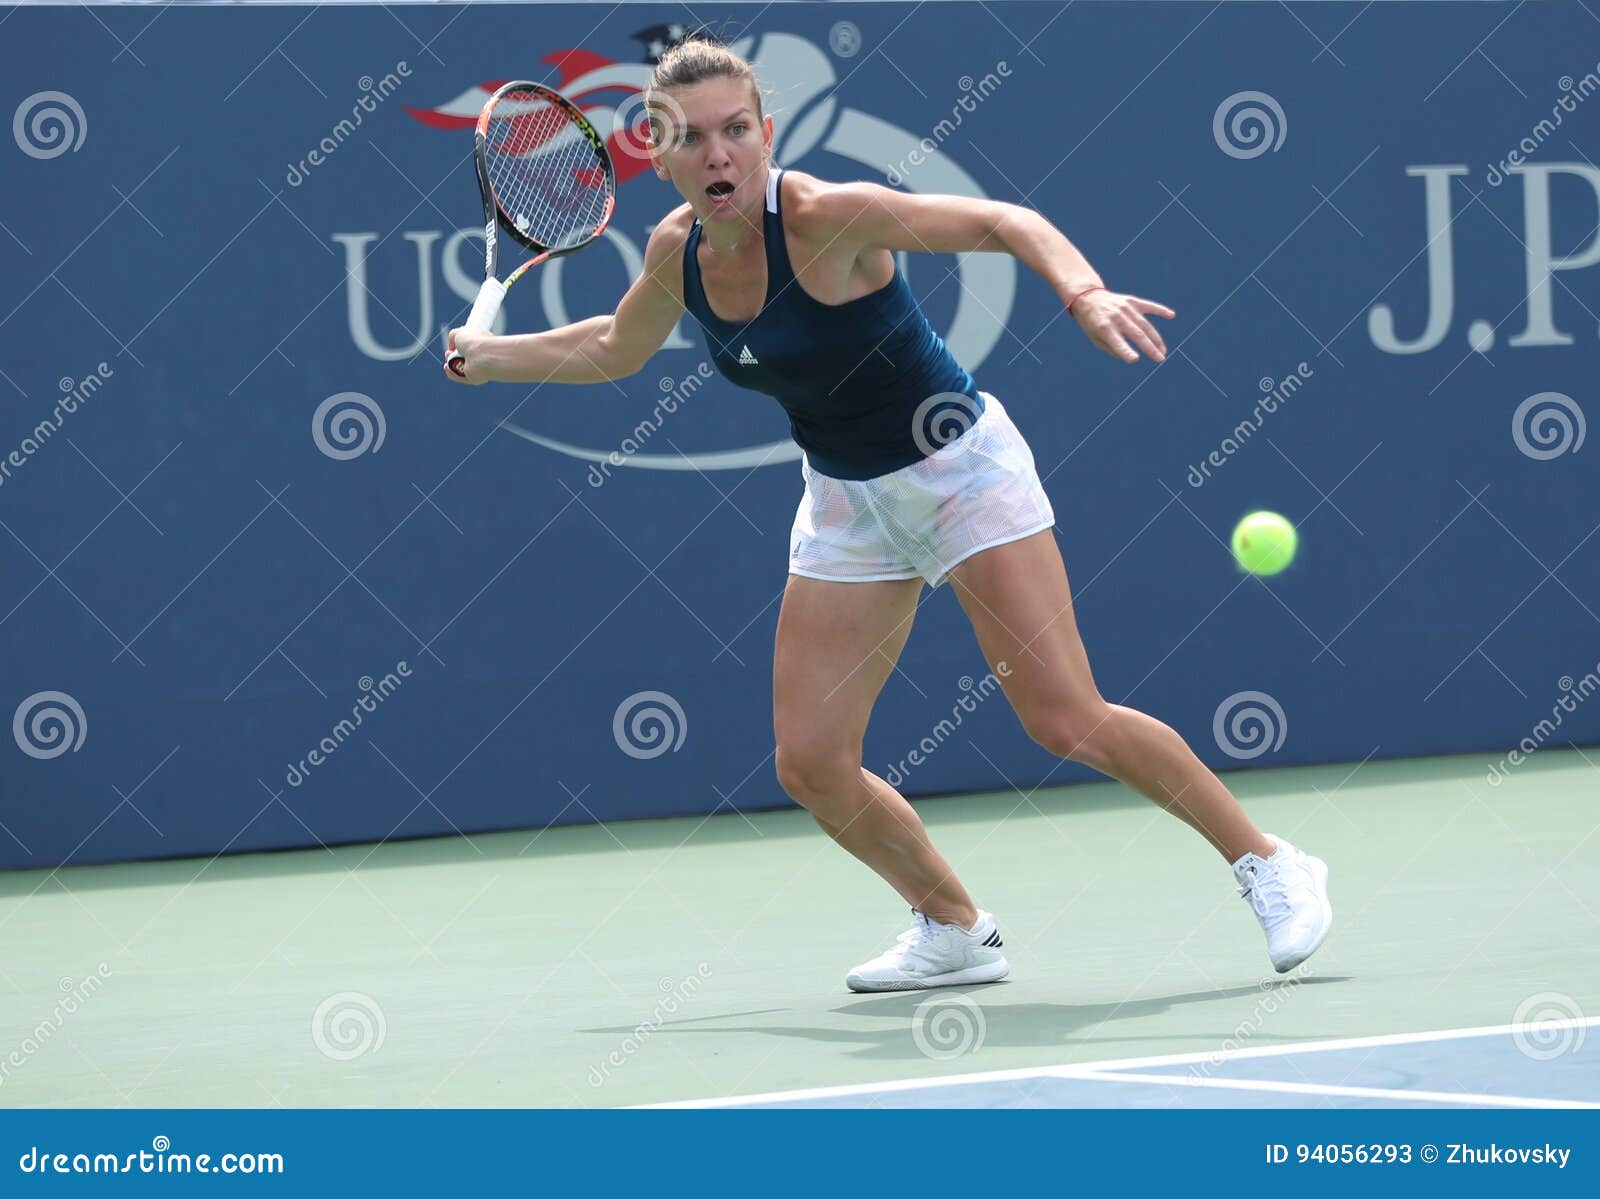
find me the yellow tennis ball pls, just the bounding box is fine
[1232,510,1297,576]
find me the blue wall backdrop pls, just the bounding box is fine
[2,1,1596,869]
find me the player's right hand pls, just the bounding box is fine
[444,328,492,384]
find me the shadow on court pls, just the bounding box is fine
[580,977,1354,1062]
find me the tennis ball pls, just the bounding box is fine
[1231,510,1297,576]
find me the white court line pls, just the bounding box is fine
[1071,1071,1600,1110]
[641,1015,1600,1108]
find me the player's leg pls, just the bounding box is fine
[773,573,1010,990]
[773,572,974,924]
[949,529,1264,858]
[947,529,1330,971]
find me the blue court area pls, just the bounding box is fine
[675,1022,1600,1109]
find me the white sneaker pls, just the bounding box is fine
[845,909,1010,992]
[1233,835,1332,972]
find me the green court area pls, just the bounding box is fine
[2,747,1595,1108]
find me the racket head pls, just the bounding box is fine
[473,81,617,259]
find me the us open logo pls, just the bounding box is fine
[380,31,1016,474]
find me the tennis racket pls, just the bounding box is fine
[446,81,617,378]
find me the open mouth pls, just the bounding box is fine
[705,181,735,202]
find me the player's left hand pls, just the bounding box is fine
[1070,290,1174,364]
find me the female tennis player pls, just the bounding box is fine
[445,40,1332,990]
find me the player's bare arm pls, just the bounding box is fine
[446,207,691,385]
[806,177,1176,364]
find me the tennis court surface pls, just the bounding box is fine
[2,747,1594,1108]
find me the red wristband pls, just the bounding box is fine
[1066,285,1107,313]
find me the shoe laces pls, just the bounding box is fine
[1239,859,1292,925]
[891,910,942,956]
[902,909,934,947]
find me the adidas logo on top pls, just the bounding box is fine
[737,344,759,366]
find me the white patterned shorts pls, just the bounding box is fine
[789,393,1056,588]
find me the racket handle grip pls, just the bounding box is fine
[446,279,507,378]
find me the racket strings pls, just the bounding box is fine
[483,90,611,251]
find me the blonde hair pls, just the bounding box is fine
[646,38,765,141]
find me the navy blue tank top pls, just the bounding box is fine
[681,167,982,480]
